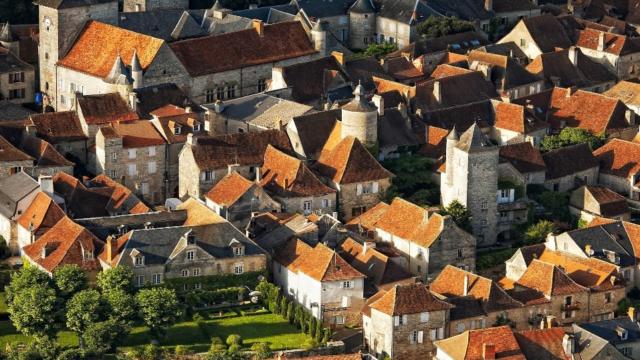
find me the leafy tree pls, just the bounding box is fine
[8,284,61,341]
[53,265,87,300]
[97,267,134,295]
[383,155,439,207]
[536,191,571,221]
[524,220,555,245]
[105,289,137,326]
[66,290,107,348]
[440,200,472,232]
[363,42,398,58]
[416,16,475,39]
[135,287,181,339]
[5,267,51,303]
[226,334,242,347]
[314,320,323,343]
[83,319,126,354]
[540,128,604,152]
[251,343,271,360]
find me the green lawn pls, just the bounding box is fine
[0,321,78,349]
[0,292,7,314]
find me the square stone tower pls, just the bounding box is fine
[37,0,118,109]
[441,123,498,246]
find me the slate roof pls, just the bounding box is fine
[295,0,354,18]
[279,56,348,103]
[0,47,33,73]
[578,317,640,345]
[564,222,637,267]
[0,172,39,218]
[170,21,316,76]
[369,283,452,316]
[28,111,87,143]
[424,0,492,21]
[542,143,598,180]
[390,31,488,60]
[289,110,341,159]
[36,0,114,8]
[456,122,495,152]
[414,71,498,110]
[118,9,206,41]
[499,142,546,174]
[378,108,420,149]
[375,0,437,24]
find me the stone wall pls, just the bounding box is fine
[0,160,33,179]
[349,12,375,50]
[338,179,391,222]
[123,0,189,12]
[0,68,35,104]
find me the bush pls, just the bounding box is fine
[524,220,556,245]
[363,42,398,58]
[540,128,605,152]
[416,16,475,39]
[302,338,318,350]
[174,345,192,357]
[209,337,226,354]
[226,334,243,347]
[476,248,518,270]
[142,344,161,360]
[251,343,271,360]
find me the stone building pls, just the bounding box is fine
[362,283,453,360]
[95,121,167,205]
[576,28,640,80]
[0,48,35,104]
[348,0,376,50]
[37,0,119,109]
[123,0,189,12]
[75,93,139,144]
[542,143,599,192]
[441,124,499,246]
[341,83,378,149]
[498,15,572,60]
[27,111,89,166]
[569,185,631,222]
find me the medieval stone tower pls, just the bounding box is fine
[441,123,498,246]
[348,0,376,50]
[38,0,118,109]
[123,0,189,12]
[341,82,378,148]
[311,21,329,57]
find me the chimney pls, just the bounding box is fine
[626,109,636,126]
[364,241,376,253]
[39,175,54,196]
[562,334,576,355]
[25,123,37,135]
[568,46,578,66]
[585,244,592,256]
[253,19,264,36]
[463,274,469,296]
[255,167,261,182]
[629,307,636,321]
[424,124,430,144]
[129,92,138,112]
[228,163,239,175]
[398,103,408,123]
[372,94,385,116]
[214,99,225,113]
[144,221,152,229]
[546,316,555,329]
[433,80,442,104]
[331,51,345,66]
[550,76,561,87]
[186,133,197,146]
[482,344,496,360]
[106,236,114,263]
[597,32,605,51]
[484,0,493,11]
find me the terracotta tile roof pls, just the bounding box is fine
[373,76,416,98]
[77,93,139,126]
[28,111,87,143]
[576,28,640,56]
[151,110,201,145]
[104,120,166,148]
[418,125,448,159]
[499,142,546,174]
[385,56,425,81]
[339,237,413,287]
[176,197,226,226]
[89,174,150,215]
[205,171,254,207]
[542,143,598,180]
[605,80,640,106]
[16,192,65,238]
[346,201,390,230]
[439,52,468,65]
[19,135,74,167]
[170,21,316,76]
[191,129,293,171]
[435,326,525,360]
[429,64,473,80]
[369,283,452,316]
[260,145,335,197]
[22,216,104,273]
[430,265,522,313]
[581,185,629,217]
[548,89,629,134]
[536,248,620,290]
[274,238,364,282]
[58,20,164,79]
[150,104,192,118]
[516,259,588,297]
[527,48,615,89]
[371,197,445,248]
[494,102,548,134]
[0,134,32,162]
[314,136,393,185]
[515,328,571,360]
[593,138,640,178]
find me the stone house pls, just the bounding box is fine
[169,21,318,105]
[27,111,89,166]
[569,185,631,222]
[22,216,104,278]
[15,191,65,254]
[0,172,41,249]
[348,197,476,282]
[362,283,453,360]
[490,101,548,146]
[498,142,547,189]
[498,14,572,60]
[98,222,267,288]
[542,143,599,192]
[54,20,189,111]
[259,145,336,216]
[313,136,392,221]
[272,237,365,326]
[0,48,35,104]
[577,312,640,359]
[123,0,189,12]
[96,121,167,205]
[178,129,293,199]
[75,93,139,143]
[593,139,640,209]
[205,171,280,229]
[576,28,640,80]
[0,135,34,179]
[149,104,205,198]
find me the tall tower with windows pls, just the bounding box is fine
[37,0,118,109]
[348,0,376,50]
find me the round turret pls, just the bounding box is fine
[341,82,378,147]
[348,0,376,50]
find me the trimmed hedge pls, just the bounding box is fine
[164,270,266,293]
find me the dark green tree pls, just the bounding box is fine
[416,16,475,39]
[83,319,127,354]
[440,200,472,232]
[363,42,398,58]
[540,127,605,152]
[5,266,51,303]
[53,265,88,300]
[8,284,61,342]
[135,287,181,340]
[524,220,556,245]
[66,290,107,348]
[105,289,137,326]
[96,266,134,295]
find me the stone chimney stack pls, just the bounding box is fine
[463,274,469,296]
[562,334,576,356]
[597,32,605,51]
[629,307,636,321]
[39,175,54,196]
[253,19,264,36]
[568,46,578,66]
[433,80,442,104]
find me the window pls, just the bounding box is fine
[203,171,213,181]
[174,125,182,135]
[193,268,201,276]
[216,87,225,100]
[622,347,633,357]
[553,183,560,191]
[457,249,463,259]
[109,170,117,178]
[234,263,244,274]
[194,283,201,289]
[342,281,353,289]
[456,322,465,333]
[9,88,25,100]
[227,85,237,99]
[520,38,526,46]
[364,36,369,45]
[136,275,145,287]
[148,146,156,156]
[111,152,117,161]
[140,182,149,195]
[233,247,244,256]
[152,273,162,284]
[411,330,418,344]
[322,199,330,208]
[420,312,429,323]
[352,206,366,217]
[334,316,345,325]
[431,327,445,340]
[181,269,189,277]
[128,149,137,159]
[394,315,407,326]
[257,79,267,92]
[134,255,145,266]
[186,250,195,261]
[481,201,488,209]
[60,95,66,106]
[9,72,25,84]
[605,292,612,304]
[148,161,157,174]
[128,164,137,177]
[194,123,201,132]
[205,89,215,103]
[303,200,312,213]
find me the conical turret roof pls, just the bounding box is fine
[105,55,131,85]
[342,81,377,112]
[446,126,459,141]
[456,123,494,152]
[350,0,375,13]
[130,50,142,72]
[0,22,14,42]
[212,0,226,10]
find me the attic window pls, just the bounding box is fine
[234,246,244,256]
[134,255,145,266]
[174,125,182,135]
[194,123,201,132]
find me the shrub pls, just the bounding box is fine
[226,334,243,347]
[251,343,271,360]
[302,338,318,350]
[209,337,226,354]
[524,220,555,245]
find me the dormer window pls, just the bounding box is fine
[194,123,201,132]
[134,255,144,266]
[234,247,244,256]
[175,125,182,135]
[186,250,195,261]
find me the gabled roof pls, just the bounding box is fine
[369,283,452,316]
[118,9,206,42]
[514,328,571,360]
[429,64,473,80]
[536,248,620,290]
[493,102,548,134]
[170,21,316,76]
[605,80,640,106]
[576,28,640,56]
[58,20,164,79]
[260,145,335,197]
[339,237,413,288]
[176,197,226,226]
[574,185,629,218]
[0,134,32,162]
[22,216,104,273]
[435,326,525,360]
[278,56,348,103]
[19,135,74,167]
[77,93,138,126]
[0,172,40,218]
[205,171,254,207]
[314,136,392,184]
[548,89,630,134]
[520,15,572,53]
[526,48,615,88]
[593,138,640,178]
[17,192,65,238]
[415,71,498,110]
[467,50,542,90]
[516,259,588,297]
[274,238,364,282]
[102,120,166,148]
[133,83,198,120]
[289,110,341,159]
[499,142,546,174]
[28,111,87,143]
[542,143,598,180]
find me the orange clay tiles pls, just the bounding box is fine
[593,138,640,178]
[368,283,452,316]
[17,192,65,238]
[104,120,166,148]
[205,171,254,207]
[515,259,588,297]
